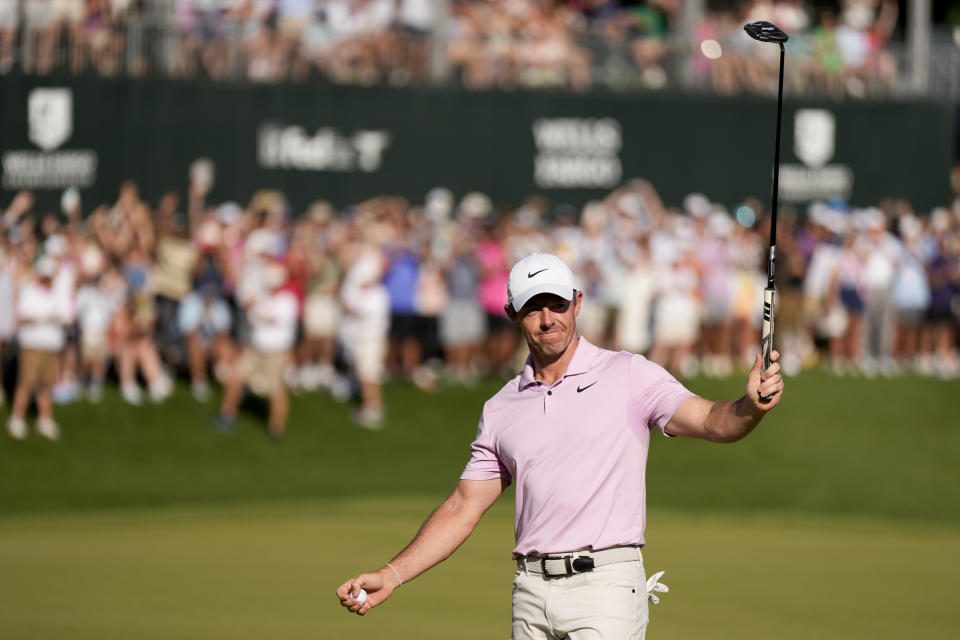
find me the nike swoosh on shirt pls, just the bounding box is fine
[527,268,548,278]
[577,382,597,393]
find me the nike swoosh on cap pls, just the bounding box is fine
[527,268,548,278]
[576,382,597,393]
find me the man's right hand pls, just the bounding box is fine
[336,568,397,616]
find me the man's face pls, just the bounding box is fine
[507,291,582,361]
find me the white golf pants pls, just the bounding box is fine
[511,550,649,640]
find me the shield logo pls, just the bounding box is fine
[28,88,73,151]
[794,109,835,169]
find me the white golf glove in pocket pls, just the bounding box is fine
[646,570,669,605]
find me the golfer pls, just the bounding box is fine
[337,253,784,638]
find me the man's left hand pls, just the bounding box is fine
[746,350,784,412]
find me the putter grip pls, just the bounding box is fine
[761,287,776,373]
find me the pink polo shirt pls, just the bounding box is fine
[461,338,695,557]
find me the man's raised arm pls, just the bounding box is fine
[665,351,784,443]
[336,476,508,615]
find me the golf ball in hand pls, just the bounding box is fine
[354,588,368,604]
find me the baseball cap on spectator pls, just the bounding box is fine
[899,213,921,240]
[61,187,81,214]
[507,253,577,312]
[44,234,68,257]
[216,202,243,226]
[683,193,712,218]
[459,192,492,221]
[930,208,951,233]
[34,255,58,279]
[708,211,735,237]
[425,188,454,224]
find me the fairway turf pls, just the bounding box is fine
[1,370,958,638]
[0,501,957,639]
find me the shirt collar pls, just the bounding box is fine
[518,336,597,390]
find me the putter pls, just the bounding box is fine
[744,20,788,393]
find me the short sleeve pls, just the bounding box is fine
[460,410,512,482]
[629,355,697,434]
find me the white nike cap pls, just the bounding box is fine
[507,253,577,312]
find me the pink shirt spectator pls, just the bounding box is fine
[461,338,695,557]
[476,237,509,316]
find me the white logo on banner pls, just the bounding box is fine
[28,88,73,151]
[533,118,622,188]
[257,124,391,172]
[794,109,834,168]
[779,109,853,201]
[2,88,98,189]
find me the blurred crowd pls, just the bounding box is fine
[2,171,960,440]
[698,0,900,98]
[0,0,907,97]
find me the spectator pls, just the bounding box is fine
[475,211,519,375]
[860,208,900,375]
[296,203,343,392]
[75,244,121,402]
[339,246,390,429]
[153,191,197,367]
[891,216,930,371]
[7,256,71,440]
[0,254,11,405]
[925,218,960,378]
[439,232,485,384]
[217,258,299,438]
[115,245,173,404]
[383,234,422,381]
[832,221,867,373]
[177,222,234,401]
[614,231,656,356]
[698,210,736,375]
[649,244,701,377]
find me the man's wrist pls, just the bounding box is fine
[381,562,403,588]
[736,396,765,421]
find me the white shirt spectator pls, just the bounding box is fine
[804,241,841,301]
[862,232,901,292]
[340,251,389,341]
[17,279,71,352]
[52,260,78,324]
[327,0,395,40]
[248,289,299,352]
[76,282,122,339]
[399,0,434,31]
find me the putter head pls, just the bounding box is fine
[743,21,789,44]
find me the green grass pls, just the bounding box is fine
[0,370,958,638]
[1,371,957,522]
[0,501,957,639]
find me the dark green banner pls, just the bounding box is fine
[1,77,954,215]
